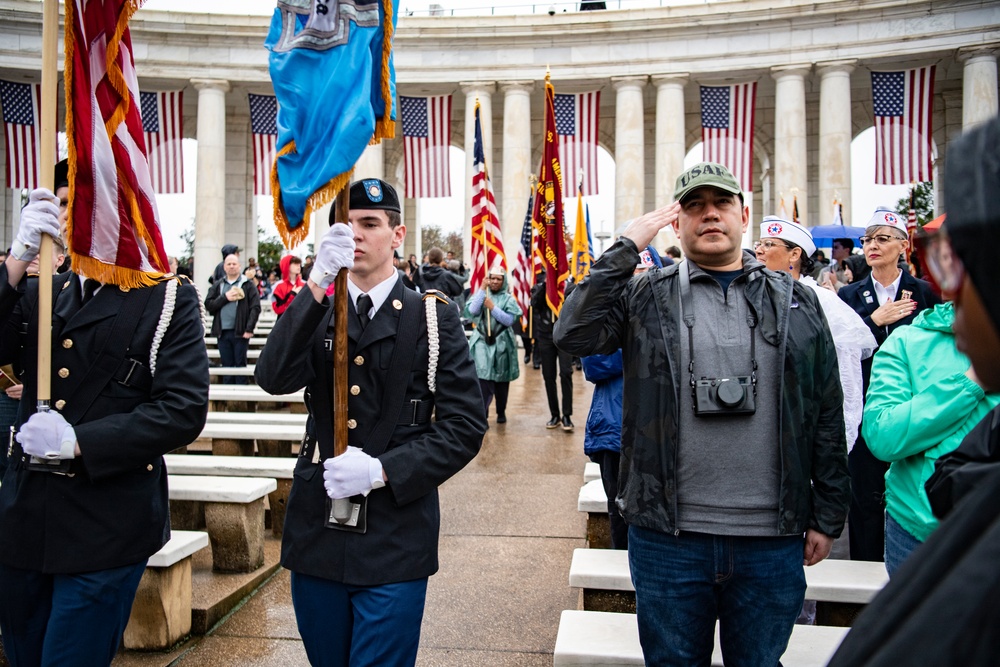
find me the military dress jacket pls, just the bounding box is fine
[554,239,850,539]
[0,265,210,574]
[255,277,486,586]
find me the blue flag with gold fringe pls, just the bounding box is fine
[265,0,398,248]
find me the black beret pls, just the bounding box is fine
[944,115,1000,332]
[329,179,401,226]
[54,159,69,190]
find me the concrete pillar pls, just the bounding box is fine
[959,47,999,131]
[500,81,533,254]
[817,61,855,227]
[613,76,647,227]
[653,74,688,209]
[191,78,230,291]
[771,66,810,225]
[461,82,495,268]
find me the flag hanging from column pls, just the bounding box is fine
[533,74,569,317]
[0,80,41,190]
[872,66,935,185]
[266,0,399,248]
[700,82,757,192]
[510,189,535,322]
[139,90,184,194]
[249,94,278,196]
[401,94,451,198]
[571,182,592,282]
[553,91,600,196]
[64,0,170,287]
[469,100,507,295]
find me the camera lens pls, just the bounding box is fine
[716,380,744,407]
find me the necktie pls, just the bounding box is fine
[357,294,373,329]
[81,278,101,305]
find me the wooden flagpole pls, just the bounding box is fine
[330,187,352,522]
[36,0,59,411]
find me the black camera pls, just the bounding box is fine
[694,376,756,416]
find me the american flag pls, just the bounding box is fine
[0,80,41,190]
[140,90,184,194]
[510,190,535,322]
[401,95,451,198]
[872,66,935,185]
[553,92,600,196]
[64,0,169,287]
[249,94,277,196]
[700,82,757,192]
[469,101,507,294]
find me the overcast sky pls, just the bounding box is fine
[141,1,910,256]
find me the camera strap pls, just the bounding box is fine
[678,261,758,395]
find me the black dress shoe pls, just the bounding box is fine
[546,417,561,429]
[562,416,574,431]
[533,363,541,370]
[523,353,531,364]
[497,414,507,424]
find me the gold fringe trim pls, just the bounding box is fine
[373,0,395,142]
[271,140,354,250]
[72,255,166,290]
[63,0,78,260]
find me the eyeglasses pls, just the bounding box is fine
[918,230,965,297]
[860,234,905,246]
[753,240,789,251]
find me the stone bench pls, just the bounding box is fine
[568,548,889,624]
[553,610,848,666]
[584,461,599,484]
[204,336,269,347]
[206,411,307,426]
[123,530,209,651]
[577,479,611,549]
[168,475,276,573]
[208,366,257,384]
[207,349,261,361]
[164,455,295,537]
[197,422,305,457]
[207,385,304,413]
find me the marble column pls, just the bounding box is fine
[959,47,999,131]
[500,81,533,254]
[191,78,230,291]
[613,76,647,228]
[771,66,810,225]
[817,61,855,227]
[653,75,688,209]
[461,82,494,268]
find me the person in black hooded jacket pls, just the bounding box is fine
[827,115,1000,667]
[210,243,240,285]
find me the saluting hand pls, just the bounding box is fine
[622,202,682,250]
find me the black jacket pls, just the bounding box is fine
[415,264,464,299]
[205,275,261,337]
[255,277,486,585]
[554,239,850,538]
[0,267,209,573]
[828,407,1000,666]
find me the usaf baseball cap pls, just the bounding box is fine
[673,162,743,203]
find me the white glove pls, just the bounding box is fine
[12,189,61,262]
[311,223,356,289]
[16,410,77,460]
[322,446,385,499]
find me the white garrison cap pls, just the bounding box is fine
[865,206,909,237]
[759,216,816,256]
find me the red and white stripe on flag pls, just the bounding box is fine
[0,80,41,190]
[248,94,278,196]
[140,90,184,194]
[872,66,935,185]
[700,82,757,192]
[469,172,507,294]
[553,91,600,196]
[401,95,451,198]
[64,0,169,286]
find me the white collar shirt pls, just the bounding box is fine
[872,270,903,306]
[347,272,399,321]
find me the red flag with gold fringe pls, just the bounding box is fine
[532,73,569,317]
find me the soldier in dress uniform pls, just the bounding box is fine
[0,165,210,665]
[255,178,486,667]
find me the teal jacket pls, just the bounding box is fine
[863,302,1000,542]
[463,275,522,383]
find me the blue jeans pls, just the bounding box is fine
[0,560,147,666]
[628,526,806,667]
[884,512,923,577]
[217,329,250,384]
[290,571,427,667]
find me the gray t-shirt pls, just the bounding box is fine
[219,277,241,331]
[675,264,782,536]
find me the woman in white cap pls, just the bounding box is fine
[755,215,877,456]
[836,208,941,562]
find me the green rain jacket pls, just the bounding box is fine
[464,274,522,383]
[863,302,1000,542]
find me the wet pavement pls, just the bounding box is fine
[114,361,593,666]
